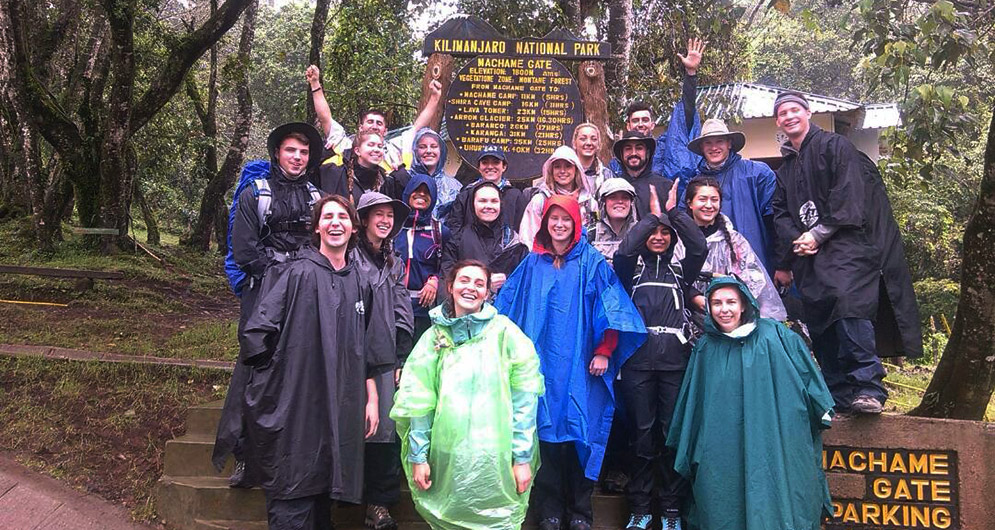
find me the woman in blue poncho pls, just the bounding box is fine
[495,195,646,530]
[667,277,834,529]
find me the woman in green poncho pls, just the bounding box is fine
[667,276,834,530]
[390,259,544,530]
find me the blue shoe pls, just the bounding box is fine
[661,515,683,530]
[625,513,652,530]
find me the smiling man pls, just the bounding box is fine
[611,131,674,220]
[683,119,777,274]
[771,91,923,416]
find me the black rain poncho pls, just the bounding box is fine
[239,247,395,502]
[772,125,922,357]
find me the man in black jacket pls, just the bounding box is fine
[612,131,674,220]
[771,91,922,415]
[213,122,325,487]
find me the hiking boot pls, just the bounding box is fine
[568,520,591,530]
[538,518,561,530]
[599,469,629,494]
[365,504,397,530]
[228,460,250,488]
[625,513,653,530]
[661,514,683,530]
[850,394,883,414]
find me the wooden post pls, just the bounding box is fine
[417,54,455,132]
[578,60,612,164]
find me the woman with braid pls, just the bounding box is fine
[675,176,787,320]
[315,128,410,203]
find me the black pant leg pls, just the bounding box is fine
[564,443,595,524]
[364,440,401,507]
[656,370,689,512]
[836,318,888,404]
[213,283,261,467]
[265,492,333,530]
[534,441,565,521]
[619,368,658,514]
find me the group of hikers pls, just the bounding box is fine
[211,39,923,530]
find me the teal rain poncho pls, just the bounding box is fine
[667,277,834,530]
[390,303,544,530]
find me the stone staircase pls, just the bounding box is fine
[155,400,631,530]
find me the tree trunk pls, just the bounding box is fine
[186,0,257,252]
[306,0,331,127]
[133,178,159,246]
[417,54,453,133]
[910,109,995,420]
[558,0,583,34]
[606,0,632,91]
[578,60,612,164]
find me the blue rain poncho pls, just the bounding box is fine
[667,277,834,529]
[495,195,647,480]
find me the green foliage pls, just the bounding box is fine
[251,1,313,128]
[455,0,566,38]
[914,278,959,365]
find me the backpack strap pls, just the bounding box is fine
[502,223,513,247]
[431,218,442,248]
[251,179,272,234]
[306,181,323,205]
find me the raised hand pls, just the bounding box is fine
[305,65,320,89]
[665,180,678,212]
[677,38,706,76]
[648,184,663,218]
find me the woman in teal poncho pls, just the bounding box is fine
[390,259,544,530]
[667,277,834,530]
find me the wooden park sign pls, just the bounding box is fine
[417,16,614,181]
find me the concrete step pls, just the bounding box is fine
[185,400,225,438]
[164,434,231,477]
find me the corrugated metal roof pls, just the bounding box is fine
[696,83,862,119]
[860,103,902,129]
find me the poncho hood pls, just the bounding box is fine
[704,276,760,336]
[402,173,439,227]
[540,145,588,195]
[410,127,448,179]
[429,303,497,345]
[533,195,582,255]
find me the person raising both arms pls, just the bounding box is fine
[306,65,443,171]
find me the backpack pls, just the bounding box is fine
[224,160,322,297]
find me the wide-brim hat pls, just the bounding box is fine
[266,122,325,172]
[687,119,746,156]
[612,130,657,163]
[356,191,410,240]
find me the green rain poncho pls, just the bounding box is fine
[667,277,835,530]
[390,303,544,530]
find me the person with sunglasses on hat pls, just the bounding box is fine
[444,145,527,233]
[609,38,705,179]
[771,91,923,416]
[214,122,326,488]
[682,118,778,276]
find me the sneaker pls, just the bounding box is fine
[625,513,653,530]
[228,460,250,488]
[364,504,397,530]
[661,515,683,530]
[538,518,561,530]
[568,520,591,530]
[850,394,883,414]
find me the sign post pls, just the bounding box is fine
[415,16,613,181]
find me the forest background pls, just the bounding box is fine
[1,0,993,433]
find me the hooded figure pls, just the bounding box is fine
[240,245,395,508]
[611,195,707,527]
[587,177,639,265]
[611,132,675,221]
[395,174,450,329]
[391,303,544,530]
[676,119,778,275]
[409,127,461,219]
[519,145,597,250]
[495,196,646,528]
[214,122,325,483]
[667,277,834,530]
[441,181,528,281]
